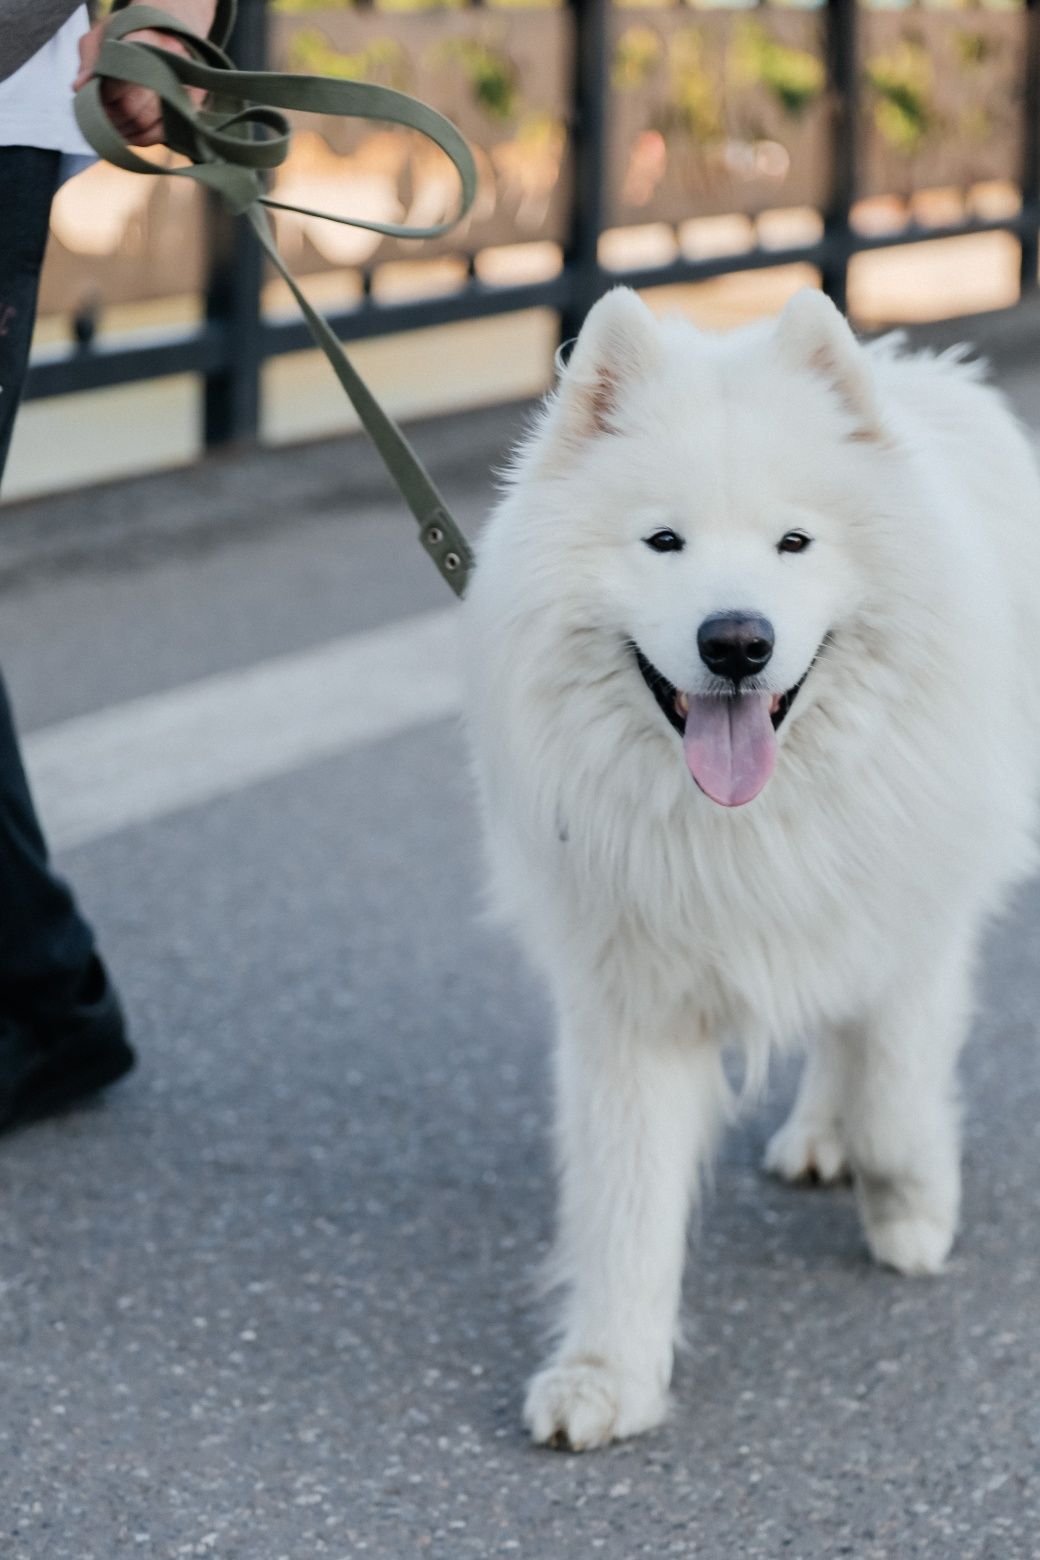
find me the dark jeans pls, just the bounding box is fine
[0,147,99,1023]
[0,148,59,477]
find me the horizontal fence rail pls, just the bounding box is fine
[23,0,1040,443]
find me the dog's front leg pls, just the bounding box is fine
[842,938,973,1277]
[524,998,729,1450]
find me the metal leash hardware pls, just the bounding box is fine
[75,0,477,596]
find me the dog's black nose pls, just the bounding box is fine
[697,612,774,682]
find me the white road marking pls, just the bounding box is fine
[24,608,462,852]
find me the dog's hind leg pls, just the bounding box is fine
[524,1001,729,1451]
[763,1040,850,1185]
[839,938,972,1277]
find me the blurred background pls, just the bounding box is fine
[9,0,1039,498]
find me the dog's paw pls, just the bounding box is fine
[763,1114,849,1184]
[865,1213,953,1276]
[523,1357,668,1451]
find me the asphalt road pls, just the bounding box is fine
[1,343,1038,1559]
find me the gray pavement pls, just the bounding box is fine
[1,332,1039,1559]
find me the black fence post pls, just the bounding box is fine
[822,0,858,315]
[1022,0,1040,292]
[560,0,609,347]
[202,0,268,448]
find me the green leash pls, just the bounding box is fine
[74,0,477,596]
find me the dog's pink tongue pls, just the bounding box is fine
[683,694,776,806]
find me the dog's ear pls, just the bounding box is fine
[775,289,883,441]
[551,287,660,448]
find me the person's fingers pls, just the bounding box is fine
[126,120,166,148]
[102,82,157,125]
[110,105,163,139]
[109,107,163,137]
[75,25,199,142]
[73,22,104,89]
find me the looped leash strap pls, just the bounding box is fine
[74,1,477,595]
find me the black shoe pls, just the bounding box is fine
[0,956,135,1134]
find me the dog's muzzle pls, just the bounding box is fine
[630,638,826,806]
[632,647,810,740]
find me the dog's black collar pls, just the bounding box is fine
[631,645,817,737]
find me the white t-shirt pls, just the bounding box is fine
[0,6,94,171]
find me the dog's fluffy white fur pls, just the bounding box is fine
[461,287,1040,1450]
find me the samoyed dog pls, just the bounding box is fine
[461,286,1040,1450]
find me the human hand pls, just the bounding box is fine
[73,0,218,147]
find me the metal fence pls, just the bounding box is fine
[24,0,1040,446]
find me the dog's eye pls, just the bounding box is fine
[644,529,685,554]
[778,530,812,555]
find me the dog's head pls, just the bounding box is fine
[517,286,892,807]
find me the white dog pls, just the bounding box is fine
[461,286,1040,1450]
